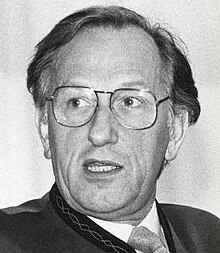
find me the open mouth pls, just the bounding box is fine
[83,159,123,173]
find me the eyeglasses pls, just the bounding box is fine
[45,86,169,130]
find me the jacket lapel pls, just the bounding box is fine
[156,201,188,253]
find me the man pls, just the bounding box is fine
[0,5,219,253]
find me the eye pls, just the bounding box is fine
[68,97,91,108]
[123,96,143,108]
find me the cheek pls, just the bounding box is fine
[128,124,169,177]
[48,119,88,174]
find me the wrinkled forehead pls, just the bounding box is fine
[53,25,164,95]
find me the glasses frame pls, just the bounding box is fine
[45,85,169,130]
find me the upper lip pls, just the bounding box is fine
[83,159,123,168]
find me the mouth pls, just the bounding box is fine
[83,159,123,173]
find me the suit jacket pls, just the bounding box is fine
[0,184,219,253]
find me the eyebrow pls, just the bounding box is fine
[60,79,151,91]
[120,80,151,89]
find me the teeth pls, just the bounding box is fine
[87,165,118,172]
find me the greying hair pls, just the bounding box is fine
[27,5,200,125]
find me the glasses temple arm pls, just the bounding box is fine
[156,96,170,106]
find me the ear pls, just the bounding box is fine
[165,110,189,161]
[35,107,51,159]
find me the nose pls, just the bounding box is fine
[88,106,118,147]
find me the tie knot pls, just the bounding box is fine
[127,226,170,253]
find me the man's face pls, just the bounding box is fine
[44,26,171,222]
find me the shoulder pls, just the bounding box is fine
[0,195,75,252]
[0,195,53,235]
[160,203,220,228]
[160,203,220,251]
[0,196,51,252]
[1,194,49,215]
[0,194,51,228]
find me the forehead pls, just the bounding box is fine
[55,25,163,93]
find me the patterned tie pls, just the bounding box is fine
[127,226,170,253]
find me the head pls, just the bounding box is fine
[27,6,200,224]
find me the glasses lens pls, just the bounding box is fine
[111,89,156,129]
[52,87,97,127]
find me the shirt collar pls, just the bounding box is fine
[89,201,161,243]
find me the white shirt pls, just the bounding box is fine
[89,202,167,252]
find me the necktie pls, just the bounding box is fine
[127,226,170,253]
